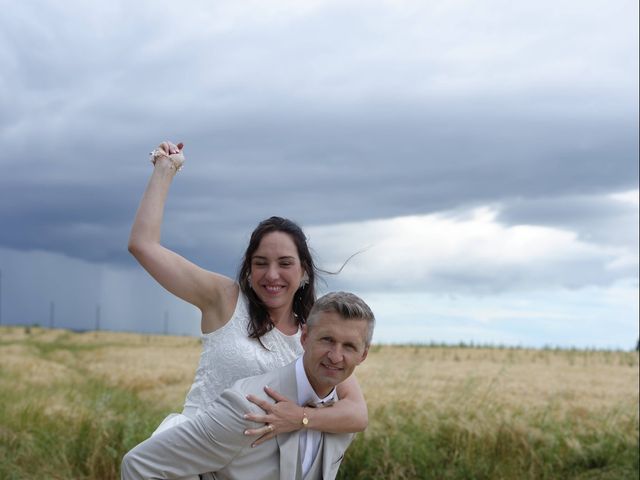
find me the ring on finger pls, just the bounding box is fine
[266,424,274,433]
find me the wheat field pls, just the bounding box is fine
[1,326,638,479]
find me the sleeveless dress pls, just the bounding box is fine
[153,291,304,434]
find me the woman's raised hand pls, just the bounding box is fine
[151,141,185,171]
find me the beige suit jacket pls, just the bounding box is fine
[121,361,354,479]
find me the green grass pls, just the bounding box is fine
[339,404,638,480]
[0,379,164,479]
[0,333,167,480]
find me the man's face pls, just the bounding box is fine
[301,311,369,397]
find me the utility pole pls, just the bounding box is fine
[49,301,55,329]
[95,304,101,331]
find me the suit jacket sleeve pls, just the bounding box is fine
[121,389,260,479]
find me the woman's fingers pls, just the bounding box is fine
[244,422,277,447]
[157,141,183,155]
[251,430,276,447]
[244,424,276,447]
[244,422,272,436]
[157,141,170,155]
[243,411,269,423]
[246,394,272,412]
[263,386,292,403]
[243,389,301,442]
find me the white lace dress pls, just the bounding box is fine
[153,292,303,434]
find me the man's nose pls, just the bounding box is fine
[327,346,343,363]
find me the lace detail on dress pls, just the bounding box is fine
[182,292,303,415]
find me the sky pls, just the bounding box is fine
[0,0,638,348]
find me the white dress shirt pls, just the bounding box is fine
[294,356,337,476]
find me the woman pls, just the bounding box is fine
[128,140,367,446]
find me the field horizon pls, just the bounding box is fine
[5,323,638,352]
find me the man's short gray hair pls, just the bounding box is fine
[307,291,375,347]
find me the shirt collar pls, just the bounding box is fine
[295,356,337,407]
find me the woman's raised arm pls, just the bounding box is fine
[128,141,236,332]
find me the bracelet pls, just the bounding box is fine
[301,407,309,427]
[149,149,184,172]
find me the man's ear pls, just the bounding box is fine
[358,347,369,364]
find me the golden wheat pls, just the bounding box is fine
[3,326,636,418]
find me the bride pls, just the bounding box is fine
[128,141,368,449]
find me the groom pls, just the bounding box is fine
[121,291,375,480]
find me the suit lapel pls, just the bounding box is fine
[321,433,334,479]
[321,433,354,479]
[277,430,301,480]
[275,362,302,480]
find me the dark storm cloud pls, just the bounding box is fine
[0,0,637,274]
[1,100,637,269]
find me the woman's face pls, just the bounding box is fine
[250,231,305,315]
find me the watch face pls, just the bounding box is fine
[302,417,309,426]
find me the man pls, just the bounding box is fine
[121,291,374,480]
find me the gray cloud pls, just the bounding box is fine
[0,0,637,279]
[2,103,636,269]
[498,192,639,249]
